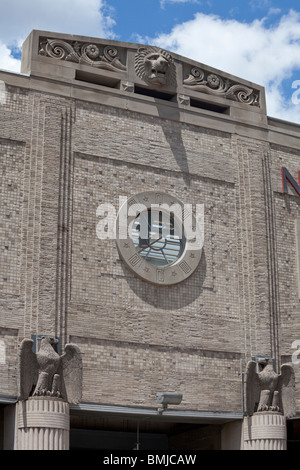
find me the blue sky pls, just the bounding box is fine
[108,0,299,42]
[1,0,300,123]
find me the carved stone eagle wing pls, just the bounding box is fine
[17,338,38,401]
[278,363,296,418]
[245,360,260,416]
[60,343,83,404]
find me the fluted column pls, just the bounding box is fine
[16,397,69,450]
[243,412,287,450]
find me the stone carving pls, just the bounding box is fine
[18,336,82,404]
[135,46,176,87]
[184,67,259,106]
[39,38,126,72]
[245,358,296,418]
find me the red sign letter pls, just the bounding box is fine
[281,167,300,196]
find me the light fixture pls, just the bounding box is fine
[156,392,183,414]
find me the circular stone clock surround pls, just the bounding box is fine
[115,191,202,285]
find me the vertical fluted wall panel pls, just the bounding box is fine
[243,412,287,450]
[16,397,70,450]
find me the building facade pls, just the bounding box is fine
[0,30,300,450]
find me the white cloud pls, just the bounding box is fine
[0,0,115,75]
[249,0,272,10]
[0,42,22,73]
[268,8,282,16]
[147,10,300,122]
[0,0,115,46]
[160,0,201,7]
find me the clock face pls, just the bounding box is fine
[131,208,185,267]
[116,192,202,285]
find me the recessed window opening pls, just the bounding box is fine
[75,70,120,88]
[190,98,229,114]
[134,86,175,102]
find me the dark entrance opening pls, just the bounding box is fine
[70,411,222,450]
[287,419,300,449]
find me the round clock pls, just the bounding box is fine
[115,191,202,285]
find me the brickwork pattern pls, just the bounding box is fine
[68,103,273,409]
[0,327,18,396]
[72,335,242,410]
[270,144,300,411]
[0,80,299,414]
[0,139,25,295]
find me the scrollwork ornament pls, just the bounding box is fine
[183,67,205,86]
[41,39,79,63]
[207,74,221,89]
[191,67,205,81]
[85,44,100,60]
[103,46,118,62]
[183,66,260,107]
[102,46,126,71]
[228,85,258,105]
[39,38,126,72]
[80,43,102,65]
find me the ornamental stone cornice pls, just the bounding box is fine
[20,30,266,117]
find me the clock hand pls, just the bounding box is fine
[161,250,169,263]
[149,236,163,247]
[137,236,163,253]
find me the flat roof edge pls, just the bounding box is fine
[70,402,244,422]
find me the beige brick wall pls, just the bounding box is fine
[0,78,299,413]
[269,144,300,410]
[67,103,274,410]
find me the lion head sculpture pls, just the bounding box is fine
[135,46,176,88]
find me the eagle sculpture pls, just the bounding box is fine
[17,336,82,404]
[245,358,296,418]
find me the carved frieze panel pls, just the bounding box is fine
[184,66,260,107]
[39,38,126,72]
[38,34,261,108]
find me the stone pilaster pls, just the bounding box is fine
[16,397,69,450]
[243,412,287,450]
